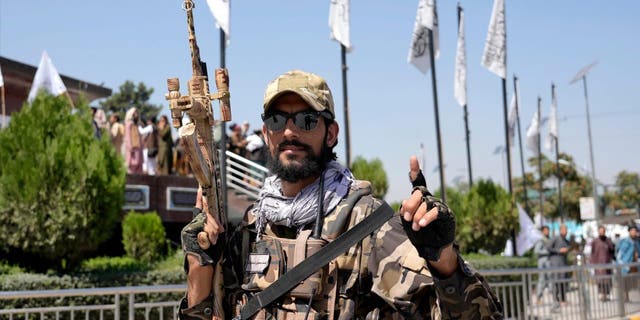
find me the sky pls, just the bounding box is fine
[1,1,639,204]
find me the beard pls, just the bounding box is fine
[267,139,331,183]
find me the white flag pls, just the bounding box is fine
[525,110,540,155]
[545,85,558,152]
[408,0,439,74]
[507,93,516,147]
[206,0,230,38]
[329,0,351,49]
[515,203,543,256]
[0,63,4,87]
[454,6,467,107]
[481,0,506,79]
[27,51,67,101]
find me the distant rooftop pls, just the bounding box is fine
[0,55,112,116]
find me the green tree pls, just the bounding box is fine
[99,80,163,121]
[603,171,640,213]
[0,94,126,271]
[513,153,590,220]
[350,156,388,199]
[451,179,517,254]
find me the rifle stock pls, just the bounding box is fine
[166,1,230,318]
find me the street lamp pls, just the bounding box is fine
[570,61,600,220]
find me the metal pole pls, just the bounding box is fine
[1,85,5,128]
[463,104,473,187]
[219,28,229,217]
[502,78,513,194]
[340,44,352,169]
[427,28,446,202]
[503,78,516,257]
[458,6,473,187]
[513,76,529,212]
[552,83,564,218]
[537,96,544,216]
[582,76,599,220]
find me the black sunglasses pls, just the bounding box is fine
[261,110,332,132]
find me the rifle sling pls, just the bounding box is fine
[238,201,395,320]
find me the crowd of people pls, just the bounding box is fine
[93,106,268,178]
[93,107,174,176]
[533,223,640,311]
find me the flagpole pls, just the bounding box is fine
[427,28,446,202]
[513,75,529,212]
[502,79,513,194]
[458,4,473,187]
[536,96,544,216]
[340,44,352,168]
[218,28,229,216]
[1,85,5,128]
[552,83,563,219]
[64,91,76,109]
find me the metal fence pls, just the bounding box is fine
[2,263,640,320]
[483,261,640,320]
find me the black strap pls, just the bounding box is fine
[237,201,395,320]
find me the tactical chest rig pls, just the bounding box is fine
[235,181,394,320]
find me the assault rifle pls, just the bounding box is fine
[165,1,230,318]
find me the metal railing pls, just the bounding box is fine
[224,150,269,200]
[2,264,640,320]
[0,284,185,320]
[483,261,640,320]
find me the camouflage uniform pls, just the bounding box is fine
[179,70,502,319]
[181,180,503,319]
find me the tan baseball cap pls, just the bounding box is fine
[263,70,335,118]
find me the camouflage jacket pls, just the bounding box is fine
[221,180,502,319]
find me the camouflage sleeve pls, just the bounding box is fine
[430,252,504,319]
[368,214,503,319]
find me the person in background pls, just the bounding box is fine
[228,122,247,157]
[245,129,266,166]
[548,224,570,310]
[534,225,551,303]
[157,115,173,175]
[109,114,124,156]
[616,225,640,301]
[124,107,143,174]
[589,225,615,301]
[91,107,102,139]
[241,120,250,138]
[140,117,158,175]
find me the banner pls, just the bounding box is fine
[408,0,439,73]
[329,0,351,49]
[516,203,543,256]
[27,51,68,102]
[206,0,230,38]
[454,6,467,107]
[481,0,506,78]
[525,110,539,155]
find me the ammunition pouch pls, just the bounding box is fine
[242,230,327,300]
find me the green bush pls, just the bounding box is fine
[78,256,149,274]
[122,211,167,263]
[463,253,535,270]
[0,261,25,275]
[0,94,125,271]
